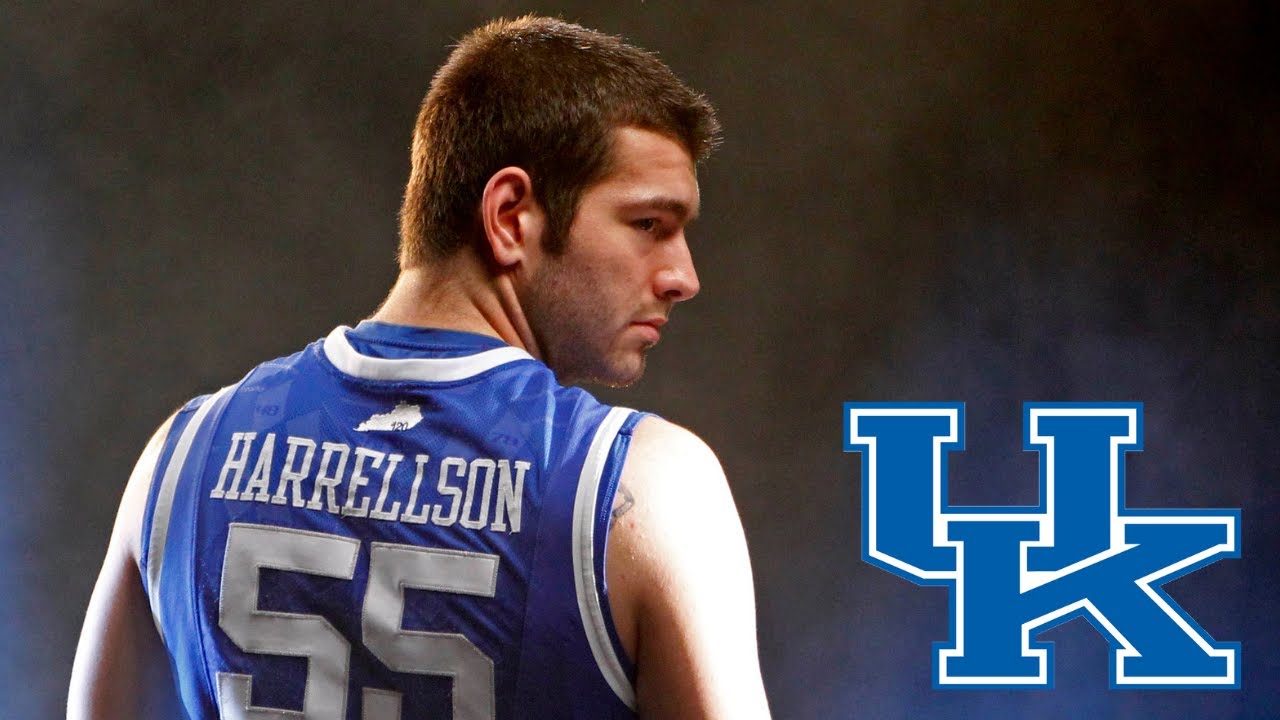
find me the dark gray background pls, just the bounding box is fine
[3,2,1276,718]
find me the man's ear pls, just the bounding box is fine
[481,167,545,268]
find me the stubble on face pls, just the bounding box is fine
[518,127,698,388]
[522,242,651,388]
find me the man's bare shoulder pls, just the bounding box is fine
[622,415,726,492]
[609,416,736,553]
[611,414,742,576]
[606,415,770,718]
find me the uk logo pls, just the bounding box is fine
[844,403,1240,689]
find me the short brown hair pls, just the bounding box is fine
[398,15,720,266]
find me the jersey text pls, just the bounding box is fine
[209,432,528,533]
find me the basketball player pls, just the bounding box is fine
[68,15,770,720]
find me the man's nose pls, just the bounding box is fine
[654,234,700,302]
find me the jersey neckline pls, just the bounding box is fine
[322,322,535,383]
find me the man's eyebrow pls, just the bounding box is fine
[622,195,700,223]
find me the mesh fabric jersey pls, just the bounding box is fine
[139,321,641,719]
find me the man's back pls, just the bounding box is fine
[69,17,770,719]
[143,322,639,718]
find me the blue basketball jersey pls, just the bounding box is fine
[139,321,641,719]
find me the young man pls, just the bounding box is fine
[69,16,769,719]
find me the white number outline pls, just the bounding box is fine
[216,522,499,719]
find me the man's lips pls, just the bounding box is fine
[631,317,667,343]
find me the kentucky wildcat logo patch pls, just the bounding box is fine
[844,403,1240,689]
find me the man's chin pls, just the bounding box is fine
[564,354,646,388]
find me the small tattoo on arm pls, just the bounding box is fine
[610,484,635,528]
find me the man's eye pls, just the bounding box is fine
[633,218,658,233]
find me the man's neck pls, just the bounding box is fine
[368,257,542,359]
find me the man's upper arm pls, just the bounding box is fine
[606,416,771,719]
[68,416,179,719]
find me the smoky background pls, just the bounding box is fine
[2,2,1276,718]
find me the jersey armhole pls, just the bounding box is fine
[138,386,236,647]
[593,411,648,681]
[571,407,648,711]
[138,397,208,605]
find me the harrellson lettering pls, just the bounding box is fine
[209,432,528,533]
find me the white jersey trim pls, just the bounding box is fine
[571,406,637,710]
[145,384,235,646]
[322,326,533,383]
